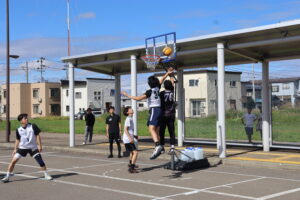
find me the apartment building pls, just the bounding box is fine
[61,78,115,116]
[0,82,61,118]
[157,70,242,117]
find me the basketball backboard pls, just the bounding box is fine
[145,32,176,63]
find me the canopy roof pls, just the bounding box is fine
[61,19,300,75]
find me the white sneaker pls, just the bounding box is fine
[150,145,163,160]
[44,174,53,181]
[1,176,9,183]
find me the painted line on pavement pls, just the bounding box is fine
[229,156,300,165]
[0,170,159,199]
[257,187,300,200]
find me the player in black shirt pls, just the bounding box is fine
[159,72,176,153]
[105,106,122,158]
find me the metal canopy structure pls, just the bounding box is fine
[62,19,300,75]
[61,19,300,158]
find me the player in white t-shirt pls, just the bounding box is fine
[241,108,257,143]
[121,69,173,160]
[1,113,52,183]
[123,106,139,173]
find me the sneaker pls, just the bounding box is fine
[118,155,122,158]
[168,147,175,155]
[128,168,139,173]
[44,174,53,181]
[108,154,113,158]
[128,164,139,169]
[150,145,163,160]
[1,176,9,183]
[82,142,86,145]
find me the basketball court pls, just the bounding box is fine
[1,147,300,200]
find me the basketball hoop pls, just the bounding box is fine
[142,55,160,71]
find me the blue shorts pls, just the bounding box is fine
[147,107,162,127]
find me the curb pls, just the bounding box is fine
[223,158,300,171]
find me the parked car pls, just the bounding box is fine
[92,110,102,117]
[74,111,86,120]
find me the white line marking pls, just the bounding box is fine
[0,171,158,199]
[45,154,155,166]
[152,177,264,200]
[257,187,300,200]
[62,162,123,170]
[203,190,256,200]
[206,169,300,183]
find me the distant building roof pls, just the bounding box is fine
[86,78,115,81]
[254,77,300,84]
[61,80,86,86]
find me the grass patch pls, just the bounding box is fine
[0,108,299,142]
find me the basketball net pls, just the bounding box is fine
[141,55,160,71]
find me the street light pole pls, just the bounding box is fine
[6,0,10,142]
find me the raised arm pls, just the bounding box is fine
[159,70,173,85]
[121,91,147,101]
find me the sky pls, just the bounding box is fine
[1,0,300,92]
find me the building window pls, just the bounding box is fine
[50,104,60,115]
[50,88,60,98]
[66,90,69,97]
[110,89,115,96]
[230,81,236,87]
[3,90,6,98]
[189,79,199,87]
[66,105,69,112]
[33,104,39,114]
[191,100,205,117]
[75,92,82,99]
[246,92,252,97]
[272,86,279,92]
[33,88,39,98]
[282,83,290,90]
[3,105,6,113]
[94,91,101,101]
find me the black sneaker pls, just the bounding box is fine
[128,168,139,173]
[118,155,122,158]
[107,154,113,158]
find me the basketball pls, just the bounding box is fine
[163,46,172,56]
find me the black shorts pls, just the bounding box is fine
[125,143,137,152]
[17,149,39,157]
[109,133,120,140]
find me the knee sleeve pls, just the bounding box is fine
[33,153,45,167]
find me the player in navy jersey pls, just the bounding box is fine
[121,69,173,160]
[159,75,176,153]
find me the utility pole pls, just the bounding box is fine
[6,0,10,142]
[252,63,256,104]
[67,0,71,56]
[36,57,45,82]
[21,61,29,83]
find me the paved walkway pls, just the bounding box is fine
[0,132,300,170]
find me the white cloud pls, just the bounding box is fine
[77,12,96,19]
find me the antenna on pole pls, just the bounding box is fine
[36,57,46,82]
[67,0,71,56]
